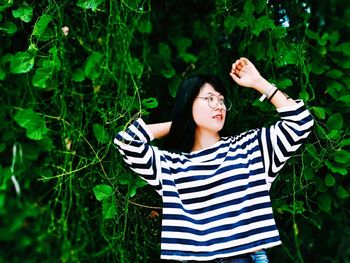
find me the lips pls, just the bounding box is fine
[213,114,223,120]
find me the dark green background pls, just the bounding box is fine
[0,0,349,262]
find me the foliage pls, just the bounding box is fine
[0,0,349,262]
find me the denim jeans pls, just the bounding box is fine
[183,250,269,263]
[250,250,269,263]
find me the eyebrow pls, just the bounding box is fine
[205,92,224,98]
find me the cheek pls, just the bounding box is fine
[192,102,207,124]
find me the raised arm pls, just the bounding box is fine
[147,121,172,140]
[230,57,297,108]
[230,57,314,184]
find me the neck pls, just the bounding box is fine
[191,128,220,152]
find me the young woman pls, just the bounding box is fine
[114,58,314,262]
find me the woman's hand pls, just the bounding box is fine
[229,57,263,89]
[230,57,297,108]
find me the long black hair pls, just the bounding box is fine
[164,74,228,153]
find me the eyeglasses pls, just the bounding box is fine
[196,94,232,111]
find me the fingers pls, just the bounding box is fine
[229,72,241,85]
[231,58,249,73]
[240,57,250,65]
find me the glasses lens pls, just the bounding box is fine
[224,99,232,111]
[207,95,232,111]
[208,96,216,109]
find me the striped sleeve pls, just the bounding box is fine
[258,100,314,184]
[113,118,163,195]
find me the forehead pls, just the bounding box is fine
[199,83,223,97]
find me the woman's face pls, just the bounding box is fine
[192,83,226,135]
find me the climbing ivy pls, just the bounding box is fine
[0,0,349,262]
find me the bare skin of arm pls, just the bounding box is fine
[230,57,297,108]
[147,122,172,140]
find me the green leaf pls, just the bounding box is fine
[252,16,275,36]
[118,174,131,185]
[128,177,147,198]
[12,6,33,23]
[325,160,348,175]
[271,27,287,39]
[311,106,326,120]
[72,68,85,82]
[319,33,329,46]
[0,67,5,80]
[0,22,17,34]
[135,177,148,187]
[333,42,350,56]
[329,31,340,45]
[0,193,5,209]
[306,143,318,158]
[318,194,332,213]
[14,108,48,140]
[77,0,104,11]
[32,67,51,88]
[315,125,327,140]
[303,166,314,180]
[339,138,350,147]
[10,52,35,74]
[283,50,299,65]
[325,174,336,187]
[310,62,330,75]
[277,78,293,89]
[244,0,254,16]
[158,42,172,60]
[326,113,343,131]
[337,186,349,199]
[334,58,350,69]
[337,95,350,106]
[33,14,52,37]
[305,29,319,40]
[168,75,182,98]
[93,123,109,144]
[224,16,236,34]
[128,185,138,198]
[327,130,342,141]
[179,52,198,63]
[326,80,342,99]
[255,0,266,14]
[299,90,309,101]
[160,62,175,78]
[334,150,350,164]
[126,57,143,76]
[142,97,158,109]
[0,143,5,153]
[44,47,61,71]
[1,53,13,64]
[325,69,343,79]
[276,44,299,67]
[85,52,104,80]
[102,195,117,219]
[137,19,152,34]
[37,137,54,152]
[174,37,191,53]
[93,184,112,201]
[236,15,250,29]
[253,42,266,61]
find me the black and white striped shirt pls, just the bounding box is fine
[114,100,314,261]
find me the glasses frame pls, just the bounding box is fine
[196,94,232,111]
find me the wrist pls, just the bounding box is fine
[252,77,273,94]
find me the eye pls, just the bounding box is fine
[208,96,216,102]
[219,99,225,105]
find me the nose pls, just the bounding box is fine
[215,102,225,111]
